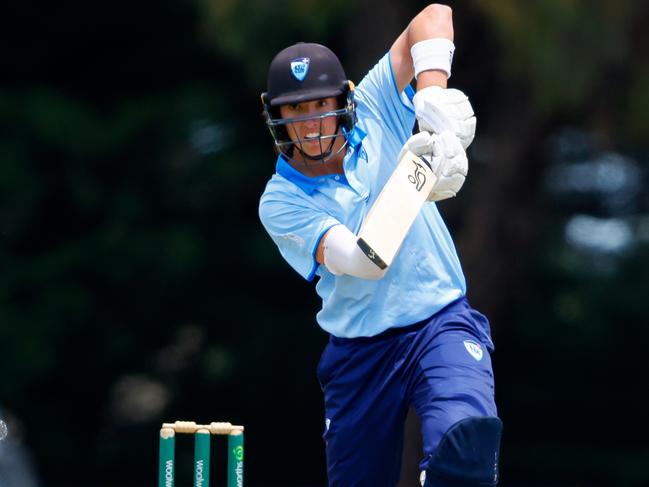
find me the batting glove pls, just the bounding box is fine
[413,86,476,150]
[398,130,468,202]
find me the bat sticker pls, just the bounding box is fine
[407,160,427,192]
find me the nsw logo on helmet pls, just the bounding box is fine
[290,57,310,81]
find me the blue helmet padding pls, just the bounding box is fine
[424,416,503,487]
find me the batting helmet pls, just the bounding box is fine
[261,42,356,162]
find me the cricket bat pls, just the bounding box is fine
[357,150,437,269]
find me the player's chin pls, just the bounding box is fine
[300,141,326,157]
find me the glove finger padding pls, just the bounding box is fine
[401,131,436,157]
[398,131,441,173]
[428,172,466,201]
[413,86,476,150]
[437,130,465,165]
[397,129,467,201]
[427,130,468,202]
[462,116,476,149]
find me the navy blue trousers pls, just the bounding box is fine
[316,298,498,487]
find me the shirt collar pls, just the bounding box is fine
[276,155,319,195]
[275,127,367,195]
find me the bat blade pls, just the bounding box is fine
[357,150,437,269]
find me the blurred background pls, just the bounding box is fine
[1,0,648,485]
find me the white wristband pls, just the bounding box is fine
[411,38,455,79]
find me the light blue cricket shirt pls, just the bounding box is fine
[259,52,466,338]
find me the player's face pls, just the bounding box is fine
[279,98,340,157]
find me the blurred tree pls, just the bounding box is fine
[459,1,649,484]
[195,0,350,83]
[459,0,649,317]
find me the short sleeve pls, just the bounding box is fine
[354,52,416,143]
[259,190,339,281]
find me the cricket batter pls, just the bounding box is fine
[258,4,501,486]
